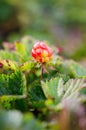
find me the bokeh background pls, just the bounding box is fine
[0,0,86,65]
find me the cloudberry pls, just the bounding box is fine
[32,41,53,63]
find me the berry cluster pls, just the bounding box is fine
[32,41,53,63]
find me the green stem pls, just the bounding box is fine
[41,64,43,80]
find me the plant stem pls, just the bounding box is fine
[41,64,43,80]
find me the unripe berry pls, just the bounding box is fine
[32,41,53,63]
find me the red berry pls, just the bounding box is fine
[32,41,53,63]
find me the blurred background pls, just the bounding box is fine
[0,0,86,65]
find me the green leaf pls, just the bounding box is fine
[20,61,35,72]
[0,70,27,108]
[41,77,63,103]
[2,60,18,71]
[0,70,25,95]
[56,60,86,78]
[70,61,86,78]
[21,36,35,55]
[8,70,25,95]
[41,77,85,104]
[28,81,46,108]
[15,42,29,62]
[62,79,85,99]
[0,50,19,62]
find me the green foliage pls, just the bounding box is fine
[0,0,86,129]
[0,70,25,95]
[41,77,85,104]
[15,42,29,62]
[0,70,27,109]
[69,60,86,77]
[57,60,86,78]
[0,36,86,130]
[20,61,35,72]
[28,80,46,108]
[0,51,19,62]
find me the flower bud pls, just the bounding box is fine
[32,41,53,63]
